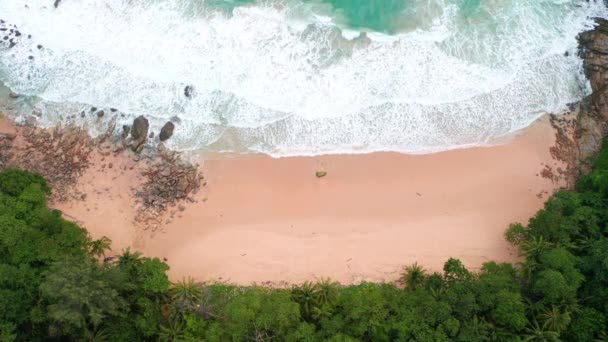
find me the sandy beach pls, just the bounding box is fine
[13,115,558,286]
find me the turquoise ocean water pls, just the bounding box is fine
[0,0,606,156]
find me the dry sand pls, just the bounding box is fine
[41,117,564,285]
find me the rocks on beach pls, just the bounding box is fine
[130,115,149,152]
[0,123,93,202]
[159,121,175,142]
[0,109,203,230]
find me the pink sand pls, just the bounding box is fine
[47,117,562,285]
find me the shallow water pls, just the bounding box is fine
[0,0,605,156]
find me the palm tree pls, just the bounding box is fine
[292,282,318,320]
[400,262,426,290]
[518,258,539,280]
[521,236,552,260]
[313,278,340,308]
[170,277,204,318]
[523,320,560,342]
[539,306,571,333]
[88,236,112,258]
[193,286,219,321]
[82,327,110,342]
[158,319,186,342]
[117,248,143,269]
[311,279,340,320]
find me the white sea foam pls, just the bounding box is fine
[0,0,605,156]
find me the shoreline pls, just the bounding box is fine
[21,115,564,286]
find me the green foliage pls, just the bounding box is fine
[40,258,124,335]
[0,168,50,197]
[221,287,300,341]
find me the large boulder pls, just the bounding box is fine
[159,121,175,142]
[130,115,149,152]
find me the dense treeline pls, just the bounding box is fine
[2,143,608,340]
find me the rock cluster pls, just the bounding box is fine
[2,124,93,201]
[137,144,202,211]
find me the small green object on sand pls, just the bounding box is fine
[316,171,327,178]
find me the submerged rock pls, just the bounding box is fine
[184,85,193,98]
[159,121,175,142]
[315,171,327,178]
[122,125,130,138]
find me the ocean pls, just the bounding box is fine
[0,0,606,156]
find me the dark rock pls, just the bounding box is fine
[8,92,19,99]
[169,115,181,124]
[90,106,97,112]
[28,56,33,60]
[159,121,175,141]
[184,85,193,98]
[122,125,131,138]
[130,115,149,152]
[110,108,117,112]
[315,171,327,178]
[96,110,104,118]
[149,132,155,139]
[37,44,42,49]
[54,0,61,8]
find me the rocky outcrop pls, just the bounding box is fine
[130,115,149,152]
[134,144,203,229]
[159,121,175,141]
[571,18,608,175]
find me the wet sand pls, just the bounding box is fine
[39,116,564,285]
